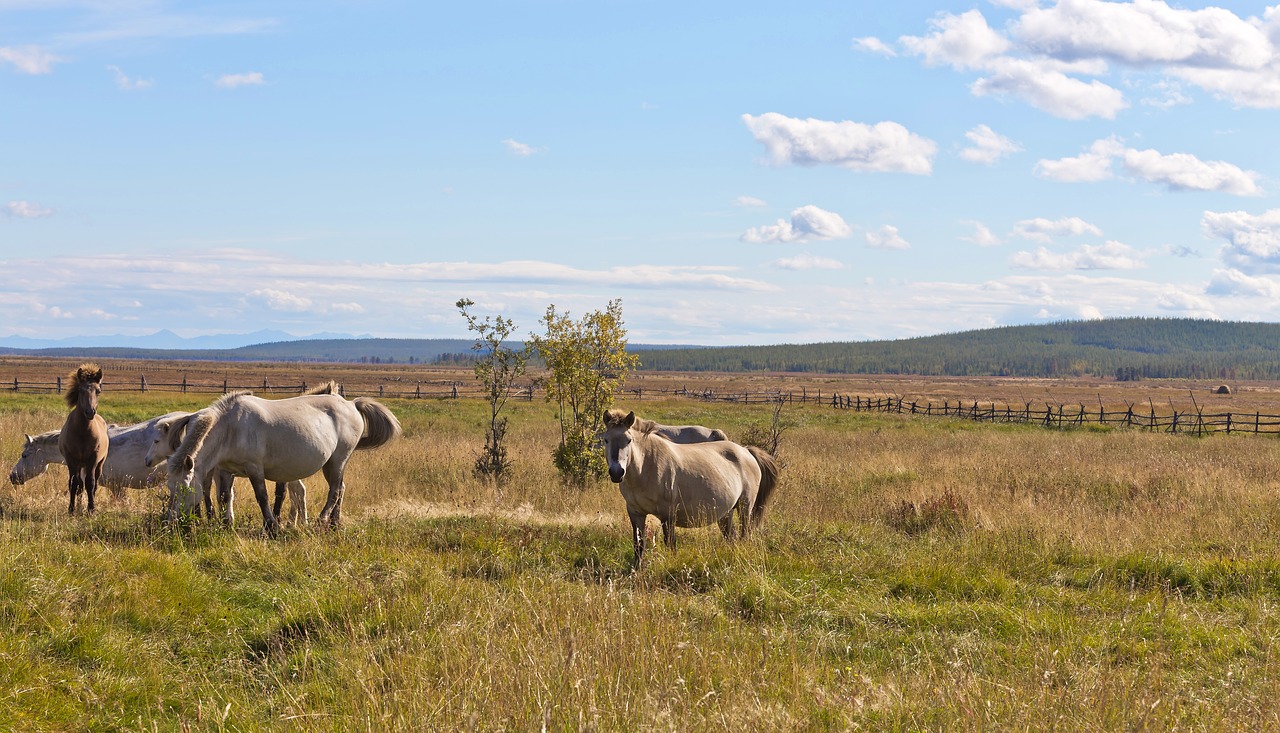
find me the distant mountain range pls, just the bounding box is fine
[2,318,1278,380]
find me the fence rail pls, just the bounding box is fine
[7,373,1279,436]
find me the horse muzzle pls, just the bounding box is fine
[7,471,22,485]
[608,466,625,483]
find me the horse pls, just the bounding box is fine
[10,411,187,491]
[146,410,308,527]
[600,409,779,569]
[165,388,401,533]
[57,364,110,515]
[607,410,728,443]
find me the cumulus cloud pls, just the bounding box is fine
[772,253,845,270]
[108,65,153,91]
[895,2,1280,116]
[214,72,265,88]
[249,288,312,312]
[503,138,544,157]
[1206,268,1280,298]
[742,112,937,175]
[1122,148,1261,195]
[865,225,911,250]
[1202,208,1280,272]
[1011,216,1103,243]
[0,45,63,75]
[1034,137,1125,182]
[741,205,853,244]
[959,124,1022,164]
[899,10,1010,70]
[4,201,54,219]
[960,220,1001,246]
[733,195,767,208]
[852,36,896,57]
[1009,241,1146,270]
[1036,138,1262,194]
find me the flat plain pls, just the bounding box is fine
[2,358,1280,730]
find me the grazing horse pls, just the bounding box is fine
[146,410,307,527]
[600,409,779,569]
[166,389,401,533]
[58,364,110,515]
[604,409,728,443]
[10,411,187,490]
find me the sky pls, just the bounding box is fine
[3,0,1280,346]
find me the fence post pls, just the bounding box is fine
[12,377,17,392]
[141,375,147,392]
[223,378,229,394]
[56,376,62,394]
[182,374,188,394]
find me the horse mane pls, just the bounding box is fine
[64,363,103,408]
[304,380,341,395]
[603,408,659,436]
[170,391,250,467]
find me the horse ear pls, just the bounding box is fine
[24,433,32,445]
[167,414,194,452]
[181,455,195,471]
[624,411,636,428]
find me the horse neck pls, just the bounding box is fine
[626,429,667,479]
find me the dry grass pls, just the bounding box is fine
[3,373,1280,730]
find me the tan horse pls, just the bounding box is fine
[600,409,779,568]
[58,363,109,514]
[608,410,728,443]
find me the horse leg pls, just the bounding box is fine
[661,516,676,551]
[287,481,308,526]
[247,473,278,537]
[318,459,349,529]
[272,482,287,520]
[67,469,83,515]
[85,465,102,515]
[718,515,734,540]
[736,496,753,540]
[629,511,647,570]
[214,471,235,527]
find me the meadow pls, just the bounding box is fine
[2,370,1280,731]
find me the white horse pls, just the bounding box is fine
[145,412,308,527]
[637,415,728,443]
[600,409,779,569]
[10,411,188,491]
[166,389,401,533]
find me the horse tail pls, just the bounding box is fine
[746,446,779,528]
[354,398,402,450]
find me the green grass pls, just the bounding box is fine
[3,392,1280,729]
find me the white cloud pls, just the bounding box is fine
[865,225,911,250]
[330,302,366,314]
[1140,79,1192,109]
[960,220,1001,246]
[214,72,265,88]
[1009,241,1146,270]
[1011,216,1103,242]
[1202,208,1280,273]
[108,65,153,91]
[1155,288,1213,313]
[4,201,54,219]
[1014,0,1272,70]
[852,36,896,57]
[0,45,63,75]
[971,56,1128,119]
[1034,137,1124,182]
[1206,268,1280,298]
[899,10,1010,70]
[742,112,937,175]
[1035,138,1262,195]
[249,288,312,312]
[1122,148,1261,195]
[742,205,853,244]
[772,254,845,270]
[502,138,544,157]
[959,124,1022,164]
[733,195,767,208]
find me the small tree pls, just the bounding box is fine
[457,298,527,484]
[527,299,640,485]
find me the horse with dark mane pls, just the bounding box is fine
[58,363,109,514]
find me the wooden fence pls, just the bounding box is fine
[828,394,1280,436]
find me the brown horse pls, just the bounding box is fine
[58,363,109,514]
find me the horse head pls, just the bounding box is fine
[66,363,104,419]
[601,409,637,483]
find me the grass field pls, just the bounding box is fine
[3,377,1280,731]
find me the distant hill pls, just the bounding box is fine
[1,318,1276,380]
[637,318,1280,380]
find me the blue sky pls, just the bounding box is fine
[3,0,1280,346]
